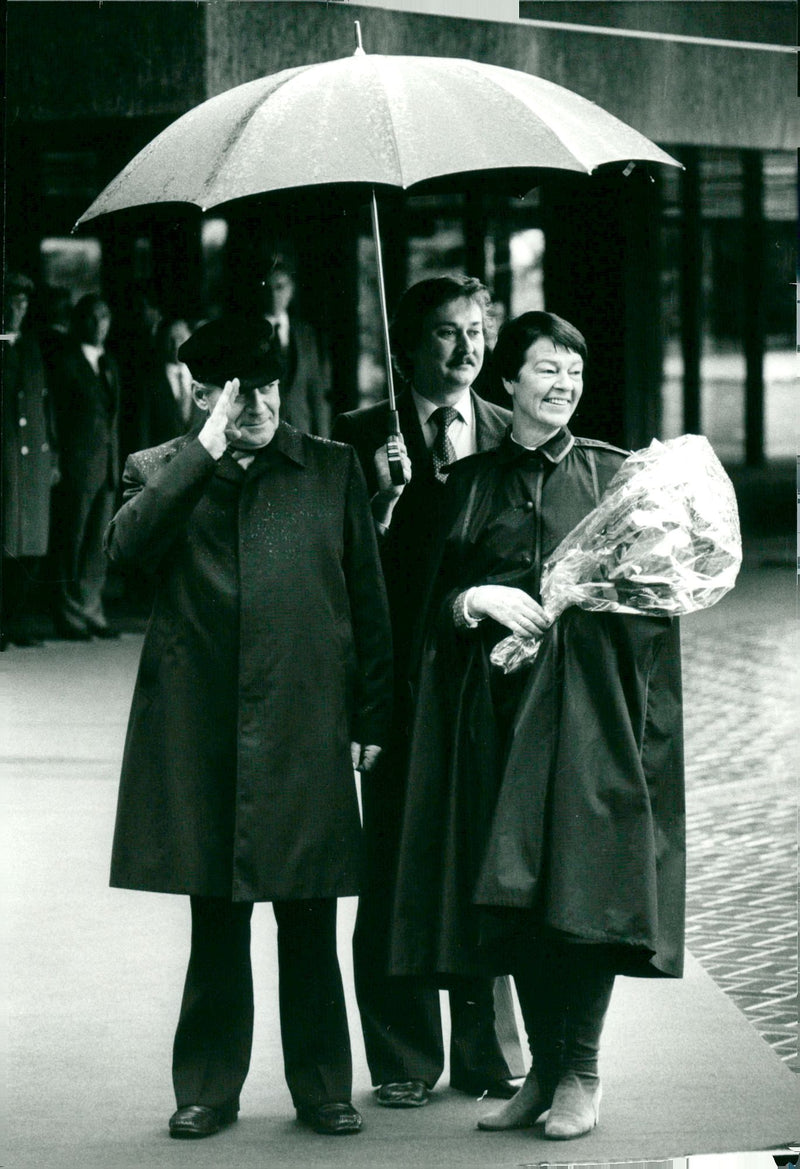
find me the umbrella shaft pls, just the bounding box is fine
[370,190,397,414]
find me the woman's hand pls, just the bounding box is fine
[468,585,551,638]
[198,378,242,459]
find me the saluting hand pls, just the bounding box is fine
[351,742,382,774]
[198,378,243,459]
[468,585,551,639]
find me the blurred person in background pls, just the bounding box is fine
[50,294,120,640]
[254,257,332,437]
[1,271,60,649]
[110,279,163,469]
[36,284,73,375]
[140,317,203,446]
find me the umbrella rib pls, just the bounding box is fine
[201,71,308,203]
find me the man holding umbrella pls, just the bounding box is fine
[333,275,524,1108]
[106,317,392,1138]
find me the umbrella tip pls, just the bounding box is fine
[353,20,365,55]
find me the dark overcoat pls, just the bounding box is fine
[106,424,393,901]
[50,342,120,494]
[389,429,685,982]
[2,333,58,558]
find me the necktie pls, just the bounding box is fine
[431,405,459,482]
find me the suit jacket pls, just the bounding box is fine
[50,342,120,493]
[106,425,393,901]
[332,389,510,705]
[277,315,332,438]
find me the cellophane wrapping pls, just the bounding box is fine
[490,434,742,674]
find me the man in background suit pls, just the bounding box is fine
[333,275,525,1109]
[257,259,332,437]
[50,294,120,639]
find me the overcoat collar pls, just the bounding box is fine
[495,426,575,466]
[215,422,306,482]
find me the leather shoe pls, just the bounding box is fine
[296,1102,362,1135]
[54,624,91,641]
[376,1080,430,1108]
[86,621,120,639]
[168,1102,238,1139]
[451,1073,521,1099]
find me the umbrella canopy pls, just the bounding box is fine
[77,51,680,223]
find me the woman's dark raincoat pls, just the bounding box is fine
[106,425,393,902]
[389,428,684,981]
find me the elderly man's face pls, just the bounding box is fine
[198,381,281,450]
[410,296,485,404]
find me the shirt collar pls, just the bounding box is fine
[498,426,575,465]
[411,386,474,429]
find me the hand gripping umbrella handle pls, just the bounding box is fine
[386,410,407,487]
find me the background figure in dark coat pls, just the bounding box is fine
[106,317,392,1141]
[50,294,120,639]
[110,279,163,470]
[1,272,60,648]
[333,275,524,1109]
[140,318,202,446]
[388,312,685,1142]
[255,258,332,437]
[36,284,73,377]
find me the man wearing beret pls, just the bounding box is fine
[106,317,392,1139]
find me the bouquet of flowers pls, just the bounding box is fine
[490,434,742,674]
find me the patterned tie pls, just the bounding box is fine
[431,405,459,482]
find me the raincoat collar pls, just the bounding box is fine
[496,426,575,466]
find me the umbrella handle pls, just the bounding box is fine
[386,409,407,487]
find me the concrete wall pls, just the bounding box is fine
[6,2,206,120]
[7,2,796,150]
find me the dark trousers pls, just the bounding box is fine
[354,753,524,1087]
[173,896,352,1111]
[52,475,114,632]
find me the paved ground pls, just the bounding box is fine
[679,534,798,1071]
[3,527,797,1169]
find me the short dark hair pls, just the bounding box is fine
[389,275,491,383]
[71,293,110,339]
[492,311,587,384]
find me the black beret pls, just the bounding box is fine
[178,315,283,390]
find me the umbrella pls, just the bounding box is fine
[78,21,681,479]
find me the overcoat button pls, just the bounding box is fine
[19,417,27,426]
[21,445,29,455]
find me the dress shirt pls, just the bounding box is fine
[412,386,476,461]
[268,312,290,349]
[80,343,104,375]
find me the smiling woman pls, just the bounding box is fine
[388,309,686,1142]
[497,313,586,447]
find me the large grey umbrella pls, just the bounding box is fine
[78,23,680,476]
